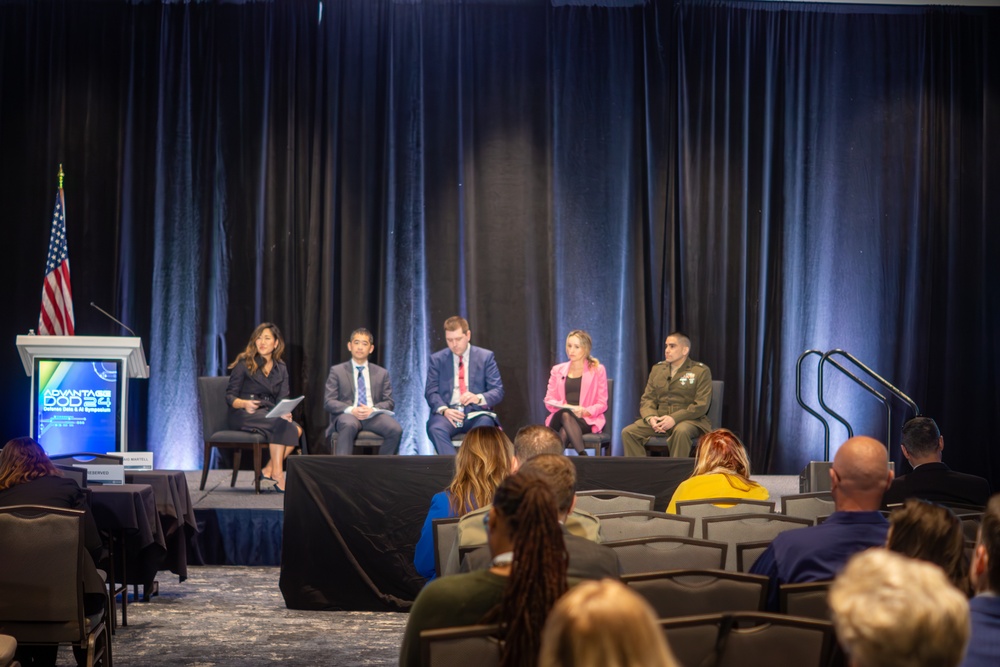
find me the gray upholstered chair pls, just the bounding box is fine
[420,624,501,667]
[198,375,268,493]
[604,536,728,574]
[624,569,769,619]
[581,378,614,456]
[574,490,656,515]
[597,511,696,541]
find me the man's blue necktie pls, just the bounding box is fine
[356,367,368,406]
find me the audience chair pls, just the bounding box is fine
[604,536,727,574]
[329,430,385,455]
[780,492,834,525]
[623,569,768,619]
[198,376,268,493]
[0,506,111,667]
[580,378,614,456]
[646,380,723,456]
[420,623,501,667]
[575,490,656,515]
[598,511,696,541]
[779,581,832,621]
[675,497,776,536]
[951,509,983,542]
[54,464,88,489]
[431,518,460,580]
[659,612,835,667]
[735,541,773,573]
[701,514,812,571]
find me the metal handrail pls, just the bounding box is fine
[819,353,889,459]
[795,350,831,458]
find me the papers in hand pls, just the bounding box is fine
[545,399,576,410]
[465,410,497,420]
[360,408,395,420]
[266,396,304,418]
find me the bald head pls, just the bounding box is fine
[831,436,893,511]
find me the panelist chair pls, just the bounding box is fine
[0,506,112,667]
[646,380,723,456]
[581,378,614,456]
[198,376,268,494]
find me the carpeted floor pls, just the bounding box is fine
[52,566,407,666]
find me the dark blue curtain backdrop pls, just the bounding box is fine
[0,0,997,481]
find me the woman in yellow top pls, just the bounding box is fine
[666,429,768,513]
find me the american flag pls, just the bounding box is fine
[38,183,75,335]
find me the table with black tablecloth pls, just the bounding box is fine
[124,470,199,582]
[89,483,167,591]
[279,455,694,612]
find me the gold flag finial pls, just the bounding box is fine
[58,164,64,189]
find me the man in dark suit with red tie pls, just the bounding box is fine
[324,328,403,455]
[424,316,504,455]
[882,416,991,507]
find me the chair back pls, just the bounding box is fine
[575,490,655,515]
[624,569,768,618]
[780,492,834,524]
[49,453,123,466]
[54,464,88,489]
[420,624,501,667]
[702,514,812,570]
[779,581,832,620]
[735,541,773,573]
[598,511,695,541]
[582,378,614,455]
[605,536,727,574]
[707,380,724,428]
[676,498,776,537]
[198,376,231,439]
[0,506,86,642]
[660,612,835,667]
[432,518,460,580]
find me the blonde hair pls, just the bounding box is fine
[566,330,599,369]
[690,429,761,492]
[830,549,970,667]
[447,426,514,516]
[539,579,679,667]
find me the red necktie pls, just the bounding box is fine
[458,357,467,394]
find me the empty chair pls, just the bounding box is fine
[659,612,836,667]
[702,514,812,571]
[432,518,460,580]
[598,511,695,541]
[0,506,112,667]
[623,569,768,618]
[780,581,832,620]
[420,624,501,667]
[676,497,775,536]
[735,541,773,573]
[780,492,835,525]
[575,490,655,515]
[604,536,727,574]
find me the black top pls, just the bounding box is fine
[882,462,991,508]
[226,356,290,410]
[0,475,103,559]
[565,375,582,405]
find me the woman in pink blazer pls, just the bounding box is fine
[544,330,609,455]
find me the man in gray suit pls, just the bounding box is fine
[324,328,403,455]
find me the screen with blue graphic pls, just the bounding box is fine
[33,358,122,456]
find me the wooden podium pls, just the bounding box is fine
[16,335,149,452]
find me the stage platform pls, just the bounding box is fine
[185,463,801,594]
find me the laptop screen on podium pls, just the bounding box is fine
[31,358,123,457]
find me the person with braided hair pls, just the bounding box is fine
[400,468,569,667]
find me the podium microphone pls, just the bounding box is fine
[90,302,139,338]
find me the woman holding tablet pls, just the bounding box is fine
[227,322,301,491]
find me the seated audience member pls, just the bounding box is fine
[413,426,514,581]
[400,469,569,667]
[323,327,403,455]
[883,416,990,507]
[886,498,971,596]
[0,437,108,666]
[963,494,1000,667]
[463,454,620,580]
[539,579,679,667]
[544,330,609,456]
[830,549,969,667]
[665,429,768,513]
[750,436,893,609]
[444,425,600,576]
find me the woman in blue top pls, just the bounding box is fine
[414,426,514,580]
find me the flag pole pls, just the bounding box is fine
[58,163,64,189]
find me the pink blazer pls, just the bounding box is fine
[544,361,609,433]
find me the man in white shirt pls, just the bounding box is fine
[324,328,402,455]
